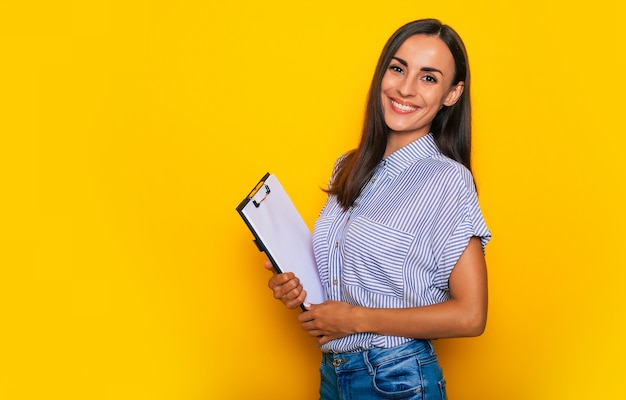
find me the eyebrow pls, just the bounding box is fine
[391,56,444,75]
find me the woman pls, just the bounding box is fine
[265,18,491,399]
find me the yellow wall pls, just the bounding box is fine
[2,1,625,399]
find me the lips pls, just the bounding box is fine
[390,98,418,113]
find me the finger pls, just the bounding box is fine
[317,335,330,345]
[263,260,277,273]
[285,289,307,310]
[307,329,326,339]
[270,271,295,284]
[268,273,297,291]
[272,279,303,303]
[284,286,305,303]
[297,310,315,324]
[284,283,303,300]
[300,321,315,333]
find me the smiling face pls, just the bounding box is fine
[381,34,464,152]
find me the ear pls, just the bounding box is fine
[443,82,464,107]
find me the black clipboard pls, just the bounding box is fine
[236,173,325,305]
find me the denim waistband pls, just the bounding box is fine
[322,340,434,372]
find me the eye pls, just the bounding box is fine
[422,75,437,83]
[389,65,404,74]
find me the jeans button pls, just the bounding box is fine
[332,358,347,367]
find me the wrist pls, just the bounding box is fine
[351,306,368,334]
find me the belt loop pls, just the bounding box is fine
[362,350,374,375]
[426,340,435,355]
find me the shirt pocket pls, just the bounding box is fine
[343,217,414,298]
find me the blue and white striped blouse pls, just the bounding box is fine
[312,133,491,353]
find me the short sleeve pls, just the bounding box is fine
[432,170,491,291]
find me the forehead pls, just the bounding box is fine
[393,34,455,73]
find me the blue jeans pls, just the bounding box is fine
[319,340,447,400]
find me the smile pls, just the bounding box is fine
[390,99,418,113]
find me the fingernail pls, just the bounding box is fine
[303,302,311,309]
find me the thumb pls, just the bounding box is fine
[263,260,276,273]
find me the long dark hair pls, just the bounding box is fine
[328,19,472,210]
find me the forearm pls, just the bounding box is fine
[353,299,487,339]
[300,238,489,344]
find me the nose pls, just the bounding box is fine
[398,78,416,98]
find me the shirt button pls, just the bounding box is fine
[332,279,338,285]
[371,178,376,183]
[334,242,339,248]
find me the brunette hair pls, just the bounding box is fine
[328,18,472,210]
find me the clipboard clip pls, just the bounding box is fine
[252,184,271,208]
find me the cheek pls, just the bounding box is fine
[424,89,448,107]
[380,74,396,94]
[380,85,388,98]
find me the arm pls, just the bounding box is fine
[298,237,488,344]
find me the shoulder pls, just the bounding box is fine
[418,154,476,193]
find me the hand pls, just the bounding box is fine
[264,260,307,309]
[297,301,358,345]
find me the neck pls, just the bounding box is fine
[384,130,429,158]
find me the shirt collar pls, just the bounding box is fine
[382,133,440,178]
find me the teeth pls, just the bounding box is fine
[391,100,417,112]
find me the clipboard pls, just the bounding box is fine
[236,173,325,305]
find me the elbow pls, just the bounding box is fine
[458,309,487,337]
[467,318,487,337]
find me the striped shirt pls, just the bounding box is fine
[312,133,491,353]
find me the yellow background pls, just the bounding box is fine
[2,0,625,399]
